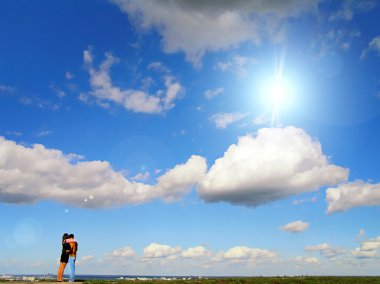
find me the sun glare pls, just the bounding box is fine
[271,79,286,107]
[260,75,294,128]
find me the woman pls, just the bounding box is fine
[57,233,71,282]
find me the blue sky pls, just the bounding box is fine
[1,0,380,276]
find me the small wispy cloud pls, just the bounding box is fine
[214,56,257,78]
[357,229,366,238]
[292,196,317,206]
[361,35,380,59]
[65,71,74,80]
[131,172,150,182]
[252,114,270,126]
[0,84,15,94]
[6,131,22,136]
[148,61,170,74]
[20,97,32,105]
[329,0,376,22]
[35,130,52,137]
[204,87,224,100]
[20,96,60,110]
[50,83,66,98]
[210,112,248,129]
[305,243,344,258]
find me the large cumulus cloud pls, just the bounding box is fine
[198,126,348,207]
[0,137,206,208]
[112,0,320,66]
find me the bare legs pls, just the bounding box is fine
[57,262,67,281]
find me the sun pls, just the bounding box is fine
[260,75,293,127]
[270,78,286,107]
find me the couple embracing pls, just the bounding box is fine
[57,233,78,282]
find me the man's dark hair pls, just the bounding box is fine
[68,234,74,238]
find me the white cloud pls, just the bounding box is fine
[103,244,276,271]
[6,131,22,137]
[83,49,184,114]
[0,137,206,208]
[155,155,207,202]
[131,172,150,182]
[292,196,317,205]
[76,255,96,265]
[252,113,270,126]
[35,130,52,137]
[0,84,15,94]
[81,255,95,262]
[280,220,309,233]
[182,246,211,259]
[326,180,380,214]
[107,246,136,258]
[361,35,380,59]
[143,243,181,259]
[19,96,60,110]
[294,256,320,265]
[210,112,248,129]
[305,243,344,258]
[329,7,353,22]
[204,87,224,100]
[358,229,366,238]
[65,71,74,80]
[112,0,319,66]
[147,61,169,74]
[314,28,361,57]
[360,237,380,251]
[50,83,66,98]
[214,56,257,78]
[352,236,380,259]
[352,248,378,258]
[329,0,376,22]
[198,126,348,207]
[222,246,275,261]
[20,96,32,105]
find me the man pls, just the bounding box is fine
[67,234,78,282]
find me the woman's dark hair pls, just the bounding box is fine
[62,233,69,241]
[68,234,74,239]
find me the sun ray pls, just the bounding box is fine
[271,44,287,128]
